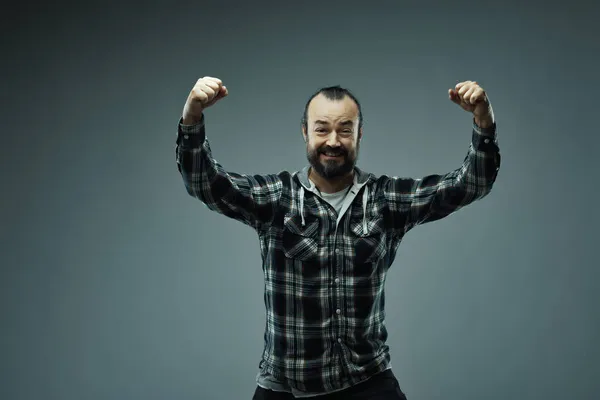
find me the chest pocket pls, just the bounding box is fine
[350,216,387,265]
[282,214,320,262]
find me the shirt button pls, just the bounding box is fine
[337,338,342,343]
[484,138,490,144]
[335,249,340,254]
[336,309,341,315]
[334,278,340,284]
[184,134,189,139]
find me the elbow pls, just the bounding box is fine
[473,175,498,201]
[455,175,496,203]
[476,183,494,201]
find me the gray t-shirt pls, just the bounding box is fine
[318,186,351,214]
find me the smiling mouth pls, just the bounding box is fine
[321,154,343,161]
[321,151,344,157]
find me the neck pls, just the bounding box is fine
[309,168,354,194]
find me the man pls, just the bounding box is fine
[175,77,500,399]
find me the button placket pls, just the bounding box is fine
[333,229,344,349]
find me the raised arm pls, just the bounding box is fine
[385,80,501,233]
[175,77,283,231]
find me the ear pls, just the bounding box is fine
[302,125,307,142]
[358,127,363,142]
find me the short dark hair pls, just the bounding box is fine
[301,85,363,131]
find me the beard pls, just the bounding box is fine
[306,142,359,179]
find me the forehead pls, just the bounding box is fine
[307,94,359,124]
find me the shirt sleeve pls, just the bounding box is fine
[384,120,501,233]
[175,115,283,231]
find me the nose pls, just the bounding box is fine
[325,131,341,147]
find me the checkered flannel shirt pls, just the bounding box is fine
[175,114,500,393]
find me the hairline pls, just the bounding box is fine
[301,87,363,132]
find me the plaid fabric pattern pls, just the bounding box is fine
[175,115,500,393]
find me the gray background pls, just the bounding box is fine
[1,1,598,399]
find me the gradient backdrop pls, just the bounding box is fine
[2,1,599,399]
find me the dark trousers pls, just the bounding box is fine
[252,370,408,400]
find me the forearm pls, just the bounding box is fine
[400,121,500,227]
[455,120,500,198]
[176,114,245,211]
[174,115,282,228]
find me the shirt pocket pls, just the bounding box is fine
[282,213,320,262]
[350,216,387,265]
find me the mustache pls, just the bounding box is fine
[318,146,347,156]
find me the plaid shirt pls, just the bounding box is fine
[175,115,500,394]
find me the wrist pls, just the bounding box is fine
[474,116,494,129]
[182,112,203,125]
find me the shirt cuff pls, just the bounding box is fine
[472,120,498,151]
[473,118,496,137]
[177,114,206,148]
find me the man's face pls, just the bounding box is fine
[303,94,362,180]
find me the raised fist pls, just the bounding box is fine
[449,80,494,128]
[182,76,228,124]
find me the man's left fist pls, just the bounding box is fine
[449,80,494,128]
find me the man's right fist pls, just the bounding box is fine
[182,76,228,124]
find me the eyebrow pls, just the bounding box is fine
[314,120,354,126]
